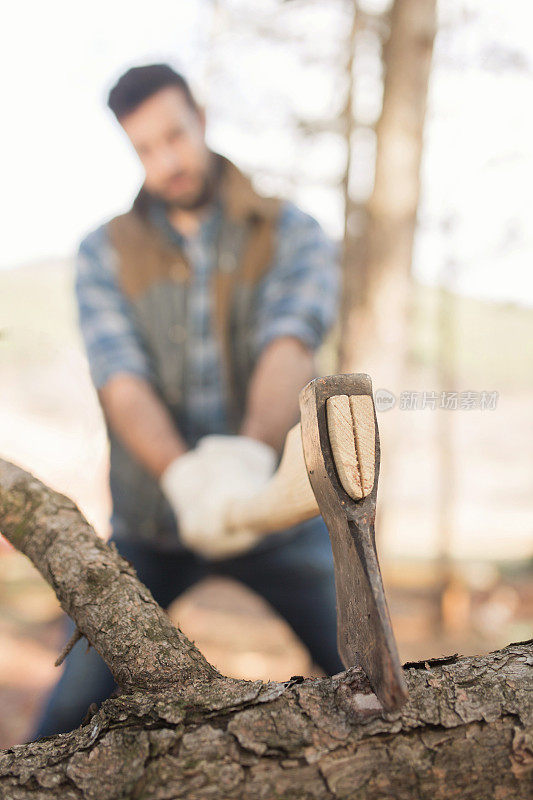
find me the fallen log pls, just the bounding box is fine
[0,458,531,799]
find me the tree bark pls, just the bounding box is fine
[341,0,437,388]
[0,459,219,693]
[1,458,532,799]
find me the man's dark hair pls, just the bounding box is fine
[107,64,198,120]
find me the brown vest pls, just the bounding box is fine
[107,153,282,431]
[104,155,283,543]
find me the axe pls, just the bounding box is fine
[225,372,408,712]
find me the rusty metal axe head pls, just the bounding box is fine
[299,373,408,712]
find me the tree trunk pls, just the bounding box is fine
[341,0,437,388]
[0,458,531,799]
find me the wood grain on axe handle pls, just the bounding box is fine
[326,394,376,501]
[350,394,375,496]
[326,394,363,500]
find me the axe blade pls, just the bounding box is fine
[299,373,408,712]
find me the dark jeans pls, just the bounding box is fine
[33,516,343,739]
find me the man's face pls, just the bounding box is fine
[120,86,211,208]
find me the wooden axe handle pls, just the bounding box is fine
[224,423,319,536]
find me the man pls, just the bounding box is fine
[34,63,342,738]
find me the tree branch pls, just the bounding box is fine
[0,458,221,692]
[54,628,84,668]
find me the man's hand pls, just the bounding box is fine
[160,435,277,559]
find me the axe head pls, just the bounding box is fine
[299,373,408,712]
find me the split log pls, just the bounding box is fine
[0,458,531,799]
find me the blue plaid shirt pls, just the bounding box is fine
[75,198,340,435]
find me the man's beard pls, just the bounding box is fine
[162,154,220,211]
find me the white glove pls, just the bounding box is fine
[160,435,276,559]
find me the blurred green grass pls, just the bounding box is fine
[409,283,533,390]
